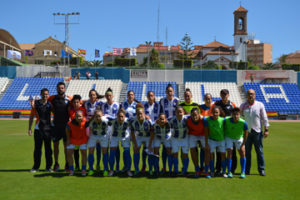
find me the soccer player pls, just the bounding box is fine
[66,111,88,176]
[108,108,132,177]
[204,106,227,178]
[159,84,179,173]
[199,93,213,117]
[213,89,237,175]
[87,109,109,176]
[48,82,72,171]
[143,91,160,172]
[169,106,189,176]
[131,105,153,176]
[68,95,87,171]
[28,88,53,173]
[224,107,248,178]
[102,88,120,171]
[83,89,104,171]
[148,113,172,175]
[187,108,205,177]
[179,88,200,114]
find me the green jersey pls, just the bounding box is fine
[204,116,225,141]
[224,117,248,139]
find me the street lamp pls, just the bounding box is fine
[53,12,80,66]
[145,41,151,68]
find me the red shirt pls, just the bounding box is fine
[187,117,204,136]
[68,106,87,120]
[67,118,88,145]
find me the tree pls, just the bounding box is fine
[262,63,275,70]
[277,54,288,64]
[179,33,193,60]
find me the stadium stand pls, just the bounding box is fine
[185,82,243,106]
[127,82,178,102]
[66,80,122,101]
[0,77,63,110]
[244,83,300,114]
[0,77,9,94]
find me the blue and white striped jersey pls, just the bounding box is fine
[89,116,109,136]
[159,97,179,119]
[84,100,103,120]
[108,118,130,138]
[169,115,189,139]
[153,122,171,139]
[144,101,160,123]
[120,101,137,119]
[102,102,120,119]
[130,118,153,137]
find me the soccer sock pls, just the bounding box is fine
[109,150,116,171]
[103,153,109,171]
[82,165,86,171]
[133,153,140,172]
[183,158,189,173]
[167,155,173,172]
[124,148,131,171]
[195,165,200,172]
[221,160,226,174]
[69,165,74,171]
[162,147,167,169]
[88,154,94,170]
[200,149,205,169]
[154,157,159,173]
[148,155,153,172]
[173,157,179,173]
[123,151,127,170]
[240,157,246,173]
[96,143,101,167]
[142,147,147,168]
[205,165,210,173]
[115,147,120,170]
[210,159,215,174]
[227,158,232,174]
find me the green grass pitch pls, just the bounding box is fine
[0,120,299,200]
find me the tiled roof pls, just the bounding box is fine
[234,6,248,13]
[203,40,230,48]
[19,43,35,50]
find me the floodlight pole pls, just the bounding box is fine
[53,12,80,66]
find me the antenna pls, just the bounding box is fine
[166,26,168,46]
[156,0,160,42]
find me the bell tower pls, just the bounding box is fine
[233,6,248,62]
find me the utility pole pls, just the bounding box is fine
[53,12,80,66]
[146,41,152,68]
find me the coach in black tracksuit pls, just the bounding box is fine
[213,89,237,174]
[28,88,53,172]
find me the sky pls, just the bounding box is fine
[1,0,299,62]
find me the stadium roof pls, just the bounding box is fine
[0,29,21,51]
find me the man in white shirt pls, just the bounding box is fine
[240,89,269,176]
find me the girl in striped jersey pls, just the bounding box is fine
[108,108,132,177]
[148,113,172,174]
[142,91,160,172]
[159,84,179,173]
[87,110,110,176]
[131,104,154,175]
[120,90,138,120]
[169,106,189,176]
[101,88,121,171]
[83,89,104,171]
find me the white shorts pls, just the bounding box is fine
[67,144,87,150]
[189,135,205,148]
[171,137,189,154]
[136,136,150,148]
[225,137,244,150]
[208,139,225,153]
[153,137,171,148]
[110,136,131,148]
[88,134,109,148]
